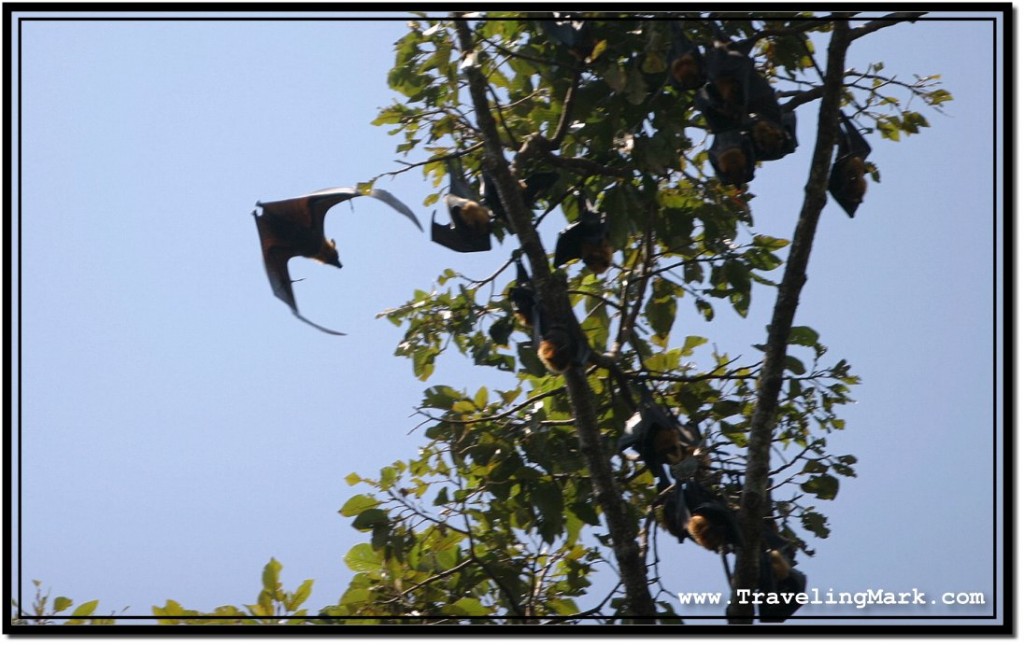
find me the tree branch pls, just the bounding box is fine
[727,17,852,624]
[452,15,656,621]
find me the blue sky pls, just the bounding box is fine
[11,10,1006,627]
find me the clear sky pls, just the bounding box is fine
[10,10,1006,627]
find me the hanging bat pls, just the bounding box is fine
[829,112,872,217]
[709,129,755,186]
[697,27,783,134]
[750,110,798,162]
[668,22,704,91]
[253,187,421,335]
[508,256,539,332]
[681,479,742,553]
[553,197,613,274]
[756,527,806,622]
[432,158,493,253]
[618,383,702,490]
[694,33,757,132]
[482,170,560,230]
[659,480,691,543]
[537,322,591,375]
[758,555,807,621]
[537,12,591,60]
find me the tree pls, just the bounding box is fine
[13,11,952,628]
[322,11,948,624]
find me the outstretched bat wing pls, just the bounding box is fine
[253,185,419,335]
[304,186,422,231]
[253,212,346,336]
[367,188,423,231]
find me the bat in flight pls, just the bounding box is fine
[252,186,421,335]
[829,112,872,217]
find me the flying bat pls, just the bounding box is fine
[432,158,492,253]
[709,129,756,186]
[668,22,704,91]
[253,186,421,335]
[553,197,613,274]
[829,112,872,217]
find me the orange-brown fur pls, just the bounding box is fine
[538,328,573,374]
[715,75,743,115]
[836,156,868,203]
[769,549,792,581]
[459,200,492,234]
[671,54,701,90]
[653,427,693,465]
[716,147,749,186]
[687,514,726,552]
[752,120,786,158]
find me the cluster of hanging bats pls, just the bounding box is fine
[251,17,875,621]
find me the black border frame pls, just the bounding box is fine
[4,3,1014,636]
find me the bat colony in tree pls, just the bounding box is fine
[250,16,879,620]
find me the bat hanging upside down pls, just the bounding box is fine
[252,187,421,335]
[829,112,873,217]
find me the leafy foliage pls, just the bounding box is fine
[336,13,943,621]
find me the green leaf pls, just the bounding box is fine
[752,234,790,250]
[445,597,489,616]
[785,355,807,375]
[262,558,282,593]
[344,543,382,573]
[681,335,707,355]
[801,474,840,500]
[801,509,831,538]
[53,596,73,613]
[339,494,378,518]
[473,386,489,409]
[433,486,450,505]
[788,326,820,347]
[645,277,681,346]
[71,599,99,617]
[352,508,390,531]
[290,580,314,611]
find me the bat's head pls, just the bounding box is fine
[315,238,343,268]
